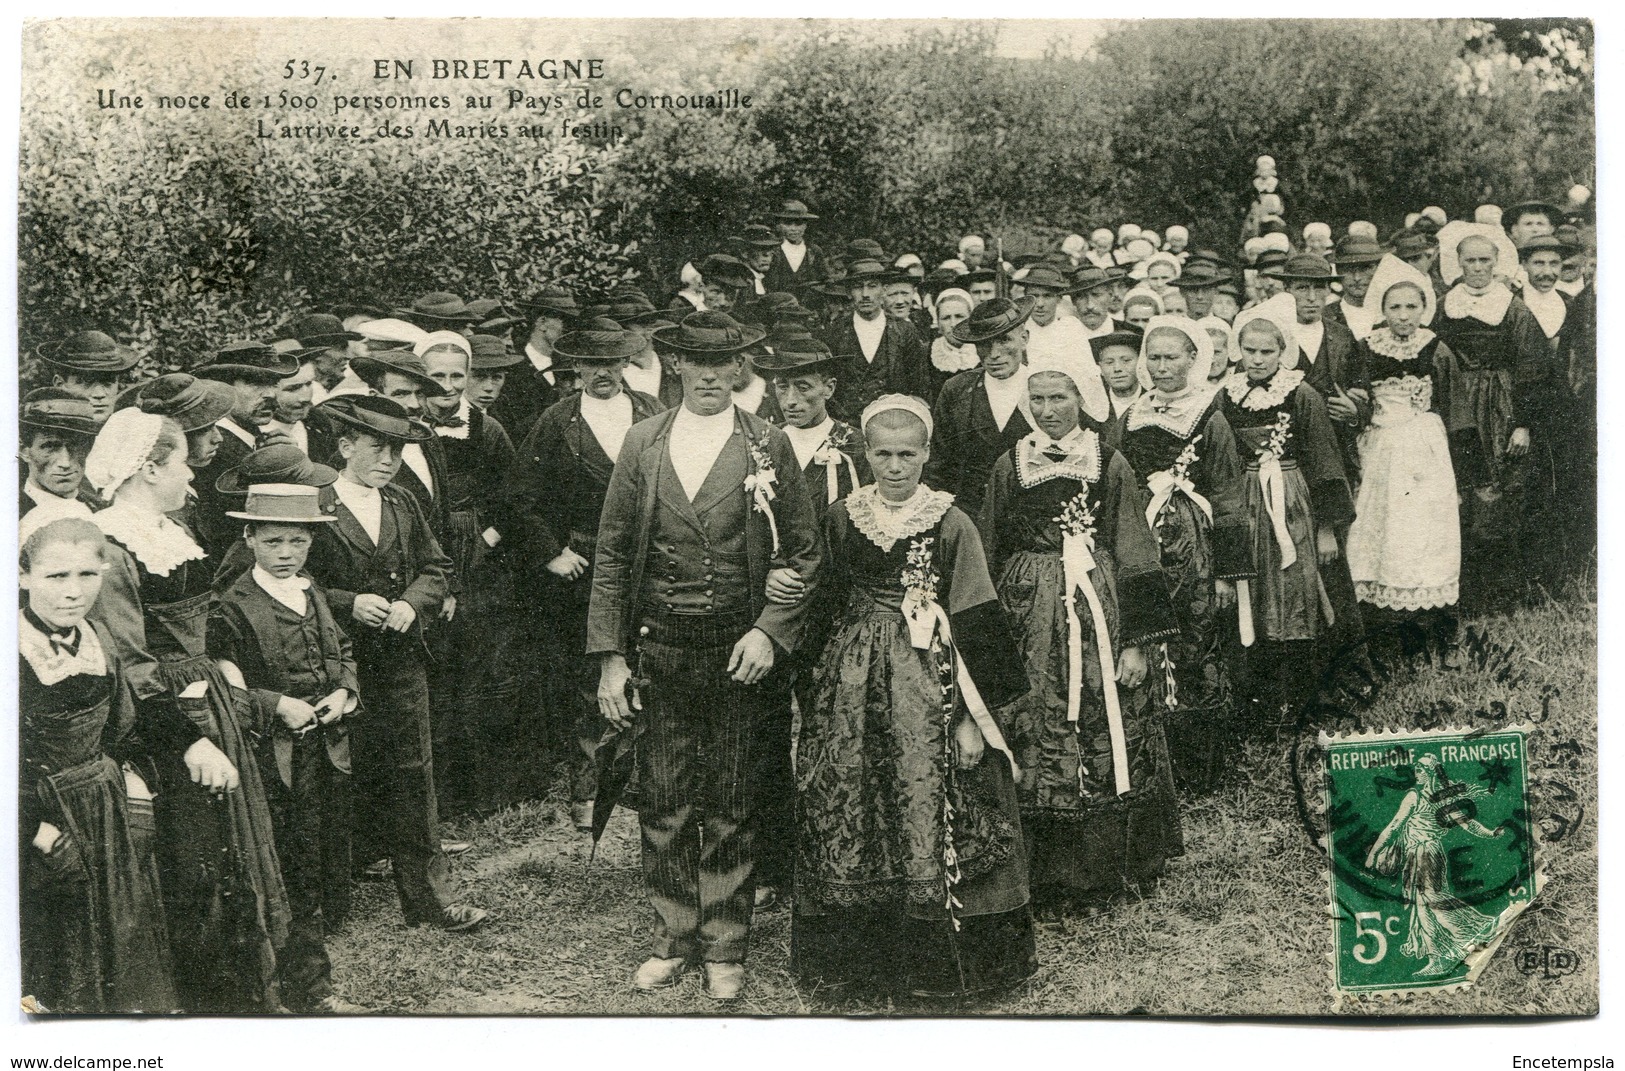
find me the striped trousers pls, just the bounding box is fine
[637,611,762,964]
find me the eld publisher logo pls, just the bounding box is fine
[1516,945,1580,980]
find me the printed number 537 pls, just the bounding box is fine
[1352,911,1402,964]
[284,60,327,85]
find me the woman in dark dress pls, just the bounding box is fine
[19,514,177,1014]
[1218,296,1356,723]
[980,369,1182,909]
[1108,317,1252,794]
[794,394,1036,999]
[85,409,291,1013]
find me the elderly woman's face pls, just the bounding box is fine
[1146,261,1177,293]
[1458,238,1499,290]
[1028,372,1082,441]
[938,301,970,338]
[1145,331,1196,394]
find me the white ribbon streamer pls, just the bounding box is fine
[812,444,861,507]
[1061,532,1131,797]
[1145,470,1212,535]
[1257,456,1297,570]
[904,593,1020,780]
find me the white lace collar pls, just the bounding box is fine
[432,396,472,440]
[1125,384,1217,438]
[846,484,956,552]
[1366,326,1437,361]
[93,501,207,577]
[1015,427,1101,488]
[930,336,979,374]
[20,610,108,687]
[1224,367,1305,411]
[1521,285,1567,339]
[1442,283,1513,326]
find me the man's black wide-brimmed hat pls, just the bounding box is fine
[651,311,767,362]
[37,330,140,374]
[950,297,1034,346]
[551,318,647,365]
[317,395,434,443]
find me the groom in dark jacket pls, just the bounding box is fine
[588,310,821,1001]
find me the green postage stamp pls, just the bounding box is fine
[1320,726,1543,998]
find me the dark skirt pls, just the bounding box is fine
[795,600,1034,994]
[1150,494,1237,793]
[153,654,291,1014]
[1243,461,1324,642]
[996,550,1182,898]
[21,754,177,1014]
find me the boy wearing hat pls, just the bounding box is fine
[465,333,524,413]
[764,199,827,297]
[349,348,456,547]
[19,389,101,519]
[495,286,581,441]
[509,318,665,829]
[302,395,485,933]
[191,342,302,556]
[589,310,821,1000]
[37,330,141,425]
[208,477,364,1014]
[1021,264,1093,371]
[820,258,929,421]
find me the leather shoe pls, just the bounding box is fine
[570,801,594,832]
[703,962,746,1000]
[438,904,489,933]
[632,956,690,990]
[311,994,368,1014]
[440,839,472,856]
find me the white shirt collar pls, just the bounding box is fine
[983,369,1030,430]
[853,311,887,361]
[1521,285,1567,338]
[400,443,434,497]
[219,417,257,446]
[668,404,738,501]
[525,342,557,383]
[1340,298,1377,340]
[1295,319,1326,363]
[579,391,635,461]
[333,477,382,542]
[783,416,835,469]
[252,564,311,616]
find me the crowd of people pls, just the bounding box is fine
[18,171,1597,1012]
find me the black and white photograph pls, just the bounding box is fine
[6,11,1605,1052]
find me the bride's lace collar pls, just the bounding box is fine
[93,501,207,577]
[847,484,956,552]
[1224,367,1305,411]
[1125,384,1216,438]
[1367,326,1437,361]
[1015,427,1101,488]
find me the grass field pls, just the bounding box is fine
[327,589,1597,1018]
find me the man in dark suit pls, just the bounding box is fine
[347,348,456,546]
[495,286,581,441]
[589,310,820,1001]
[303,394,487,934]
[1269,253,1368,476]
[1324,234,1384,340]
[925,297,1040,517]
[191,342,301,557]
[762,200,827,300]
[606,297,684,410]
[749,322,868,909]
[508,318,667,829]
[820,258,931,421]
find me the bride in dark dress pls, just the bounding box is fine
[793,394,1036,999]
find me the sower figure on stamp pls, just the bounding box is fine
[588,310,821,1001]
[750,321,870,909]
[508,318,667,831]
[302,395,487,934]
[208,475,366,1014]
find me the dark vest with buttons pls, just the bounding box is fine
[222,574,350,704]
[642,436,751,618]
